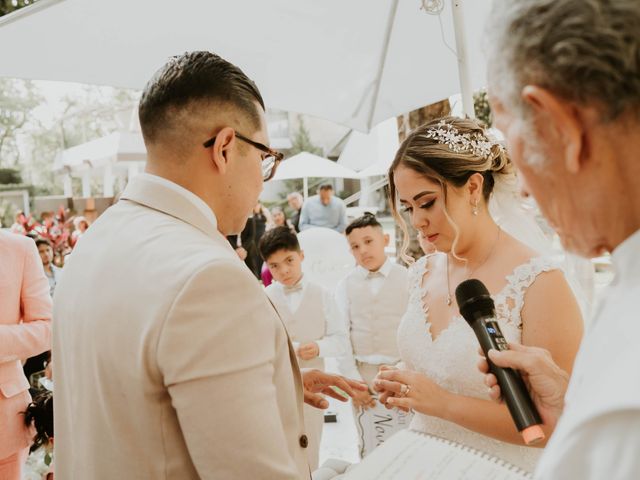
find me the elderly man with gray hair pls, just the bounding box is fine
[476,1,640,478]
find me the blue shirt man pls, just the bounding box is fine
[299,184,348,233]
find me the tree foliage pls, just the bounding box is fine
[0,0,38,17]
[0,79,42,166]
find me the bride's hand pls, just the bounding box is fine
[374,369,453,417]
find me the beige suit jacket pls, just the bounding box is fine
[53,175,310,479]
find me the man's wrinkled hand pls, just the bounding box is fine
[477,343,569,428]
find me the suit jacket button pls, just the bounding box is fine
[299,434,308,448]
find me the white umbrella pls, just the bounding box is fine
[338,118,398,206]
[271,152,359,199]
[0,0,490,132]
[53,131,146,172]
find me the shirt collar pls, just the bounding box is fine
[357,256,392,279]
[611,228,640,285]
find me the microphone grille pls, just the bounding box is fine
[455,279,490,306]
[455,279,495,324]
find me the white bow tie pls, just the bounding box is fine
[366,271,384,279]
[284,283,303,294]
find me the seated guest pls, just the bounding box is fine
[271,206,296,232]
[299,184,348,233]
[36,239,62,297]
[287,192,304,232]
[260,226,350,470]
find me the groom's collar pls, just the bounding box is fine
[120,173,219,239]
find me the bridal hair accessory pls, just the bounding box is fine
[425,120,504,160]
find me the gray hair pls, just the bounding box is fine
[486,0,640,121]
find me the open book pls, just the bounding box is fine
[342,429,533,480]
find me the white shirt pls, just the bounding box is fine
[137,173,218,229]
[267,275,349,357]
[535,229,640,479]
[335,258,400,381]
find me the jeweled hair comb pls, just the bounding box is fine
[425,120,504,160]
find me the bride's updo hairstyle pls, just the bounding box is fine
[388,116,512,262]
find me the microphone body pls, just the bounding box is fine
[456,279,544,445]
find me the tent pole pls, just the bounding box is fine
[451,0,476,119]
[303,177,309,200]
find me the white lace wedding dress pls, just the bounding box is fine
[397,253,558,473]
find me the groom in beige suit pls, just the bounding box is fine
[53,51,364,479]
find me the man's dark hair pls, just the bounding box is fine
[345,212,382,236]
[259,226,300,260]
[318,184,333,191]
[35,239,52,249]
[138,51,265,144]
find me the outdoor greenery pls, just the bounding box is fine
[0,0,37,17]
[0,77,139,195]
[277,118,324,207]
[473,89,492,126]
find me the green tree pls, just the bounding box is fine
[278,118,324,202]
[0,0,37,17]
[474,90,492,127]
[0,78,42,166]
[289,118,322,156]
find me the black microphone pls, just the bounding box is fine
[456,278,544,445]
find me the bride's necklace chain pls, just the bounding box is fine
[446,227,501,306]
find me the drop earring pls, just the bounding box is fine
[472,200,479,216]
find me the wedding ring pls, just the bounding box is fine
[399,384,411,397]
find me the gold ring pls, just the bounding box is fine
[400,384,411,397]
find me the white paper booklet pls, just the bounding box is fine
[342,429,532,480]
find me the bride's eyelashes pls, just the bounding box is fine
[420,199,436,210]
[402,199,436,213]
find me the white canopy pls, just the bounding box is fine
[53,131,146,172]
[271,152,359,200]
[338,118,399,172]
[0,0,492,131]
[271,152,359,182]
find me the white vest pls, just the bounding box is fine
[269,282,327,370]
[346,264,409,358]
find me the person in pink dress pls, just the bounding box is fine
[0,232,52,479]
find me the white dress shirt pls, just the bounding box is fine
[335,258,400,381]
[267,275,349,357]
[535,229,640,479]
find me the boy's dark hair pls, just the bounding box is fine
[345,212,382,236]
[35,239,52,249]
[24,389,53,453]
[318,183,333,191]
[138,51,264,144]
[259,226,300,260]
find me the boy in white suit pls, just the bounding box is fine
[336,213,409,412]
[260,226,350,470]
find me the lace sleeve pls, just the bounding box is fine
[496,256,560,329]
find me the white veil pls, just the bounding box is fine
[489,172,594,320]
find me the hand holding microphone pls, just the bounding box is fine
[478,342,569,430]
[456,279,547,445]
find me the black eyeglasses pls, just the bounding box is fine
[203,131,283,181]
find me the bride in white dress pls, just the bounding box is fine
[374,117,584,472]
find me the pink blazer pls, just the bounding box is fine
[0,232,52,459]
